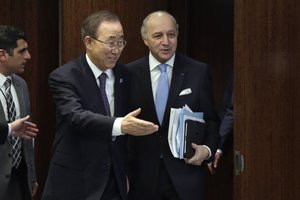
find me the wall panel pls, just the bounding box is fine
[61,0,168,65]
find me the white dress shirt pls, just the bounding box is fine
[149,52,175,101]
[86,54,123,136]
[0,74,20,136]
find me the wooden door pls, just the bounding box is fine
[234,0,300,199]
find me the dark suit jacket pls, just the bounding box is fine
[218,70,233,153]
[125,53,220,200]
[0,74,36,199]
[42,54,128,200]
[0,123,8,144]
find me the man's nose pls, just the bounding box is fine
[25,51,31,59]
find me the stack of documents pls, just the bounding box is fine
[168,105,206,159]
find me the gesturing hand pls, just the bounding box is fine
[10,115,39,139]
[121,108,159,136]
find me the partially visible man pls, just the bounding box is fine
[208,70,233,174]
[0,25,38,200]
[42,10,158,200]
[0,115,38,144]
[126,11,220,200]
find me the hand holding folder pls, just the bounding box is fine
[184,120,206,159]
[168,105,206,159]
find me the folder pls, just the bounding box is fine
[184,119,206,159]
[168,105,206,159]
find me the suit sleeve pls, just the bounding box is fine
[0,123,9,144]
[218,72,233,153]
[48,68,116,140]
[218,104,233,153]
[200,66,220,161]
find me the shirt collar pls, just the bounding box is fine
[149,52,175,71]
[0,73,11,88]
[85,53,113,80]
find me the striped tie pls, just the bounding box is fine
[4,78,22,168]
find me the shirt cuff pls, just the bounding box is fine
[202,145,212,160]
[8,124,12,136]
[216,149,223,154]
[112,117,124,136]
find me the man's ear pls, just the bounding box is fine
[85,36,93,49]
[0,49,7,62]
[143,39,149,47]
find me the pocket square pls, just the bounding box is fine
[179,88,192,96]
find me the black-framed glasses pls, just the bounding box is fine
[89,36,127,49]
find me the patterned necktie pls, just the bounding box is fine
[155,64,169,124]
[99,73,111,116]
[4,78,22,168]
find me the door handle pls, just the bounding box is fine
[234,150,244,175]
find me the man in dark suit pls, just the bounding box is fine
[126,11,220,200]
[208,70,233,174]
[0,25,38,200]
[42,11,158,200]
[0,115,38,144]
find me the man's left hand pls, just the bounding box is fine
[185,143,209,166]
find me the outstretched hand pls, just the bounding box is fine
[10,115,39,139]
[121,108,159,136]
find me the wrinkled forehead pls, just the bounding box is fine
[147,14,176,30]
[96,21,124,39]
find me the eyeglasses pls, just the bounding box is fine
[89,36,127,49]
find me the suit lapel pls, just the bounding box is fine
[137,60,158,121]
[78,55,125,116]
[78,55,104,114]
[0,97,6,122]
[11,75,26,117]
[163,55,187,125]
[113,64,124,117]
[137,56,188,125]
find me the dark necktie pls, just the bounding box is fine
[4,78,22,168]
[99,73,111,116]
[155,64,169,124]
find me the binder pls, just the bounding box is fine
[184,119,206,159]
[168,105,206,159]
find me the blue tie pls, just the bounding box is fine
[155,64,169,124]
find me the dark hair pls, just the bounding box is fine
[81,10,120,41]
[0,25,27,55]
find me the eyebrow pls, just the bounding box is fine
[18,47,28,54]
[107,35,124,40]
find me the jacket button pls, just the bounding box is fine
[8,153,12,157]
[5,174,10,178]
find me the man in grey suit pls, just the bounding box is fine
[0,115,38,144]
[126,11,220,200]
[0,25,38,200]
